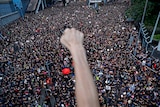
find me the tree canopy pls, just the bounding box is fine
[125,0,160,26]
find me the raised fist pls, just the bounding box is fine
[60,28,84,52]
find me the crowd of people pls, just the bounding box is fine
[0,1,159,107]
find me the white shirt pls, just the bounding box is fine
[106,85,111,90]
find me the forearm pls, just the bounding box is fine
[71,45,100,107]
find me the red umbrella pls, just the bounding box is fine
[46,78,52,85]
[62,68,71,75]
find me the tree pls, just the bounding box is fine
[125,0,159,24]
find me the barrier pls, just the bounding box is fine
[130,53,158,73]
[0,11,20,26]
[0,0,12,4]
[27,0,46,13]
[127,32,159,73]
[88,0,102,10]
[27,0,39,11]
[12,0,24,17]
[89,0,102,3]
[0,0,24,26]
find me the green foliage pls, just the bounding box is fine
[144,15,157,26]
[153,34,160,41]
[125,0,156,22]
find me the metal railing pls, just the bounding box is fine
[130,51,158,73]
[129,33,159,73]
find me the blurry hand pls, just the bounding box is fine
[60,28,84,52]
[60,28,100,107]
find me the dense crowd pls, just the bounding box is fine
[0,1,159,107]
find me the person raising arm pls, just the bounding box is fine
[60,28,100,107]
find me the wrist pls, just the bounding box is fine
[70,44,85,55]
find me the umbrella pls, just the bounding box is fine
[46,78,52,84]
[62,68,71,75]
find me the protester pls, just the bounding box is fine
[0,1,159,107]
